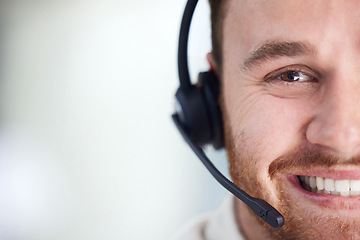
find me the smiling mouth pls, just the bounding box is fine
[298,175,360,197]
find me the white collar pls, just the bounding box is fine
[204,195,245,240]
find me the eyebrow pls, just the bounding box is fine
[243,41,317,71]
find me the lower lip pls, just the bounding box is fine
[287,175,360,210]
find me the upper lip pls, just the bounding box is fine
[292,168,360,180]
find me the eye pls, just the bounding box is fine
[279,71,314,82]
[264,65,320,88]
[263,66,320,97]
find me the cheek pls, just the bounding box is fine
[222,67,318,184]
[224,87,315,195]
[226,94,310,160]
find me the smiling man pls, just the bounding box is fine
[174,0,360,240]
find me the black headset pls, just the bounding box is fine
[172,0,285,229]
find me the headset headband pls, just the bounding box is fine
[178,0,198,89]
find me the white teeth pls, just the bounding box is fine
[316,177,324,190]
[350,180,360,191]
[309,176,317,189]
[331,191,340,196]
[299,176,360,197]
[335,180,349,193]
[324,178,335,191]
[340,191,350,197]
[351,190,360,196]
[350,180,360,197]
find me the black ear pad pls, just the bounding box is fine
[175,71,224,148]
[199,71,224,149]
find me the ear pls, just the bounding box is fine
[206,52,218,72]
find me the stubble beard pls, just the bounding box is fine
[225,123,360,240]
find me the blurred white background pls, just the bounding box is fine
[0,0,228,239]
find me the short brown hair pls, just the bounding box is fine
[209,0,228,71]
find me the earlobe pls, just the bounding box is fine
[207,52,218,72]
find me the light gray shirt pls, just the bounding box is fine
[172,196,245,240]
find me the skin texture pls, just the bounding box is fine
[214,0,360,239]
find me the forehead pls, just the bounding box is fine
[223,0,360,58]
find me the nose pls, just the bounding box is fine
[306,78,360,155]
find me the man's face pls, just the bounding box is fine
[222,0,360,239]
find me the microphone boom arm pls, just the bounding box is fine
[172,113,285,229]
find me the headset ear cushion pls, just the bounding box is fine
[175,85,213,146]
[198,71,224,149]
[175,71,223,148]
